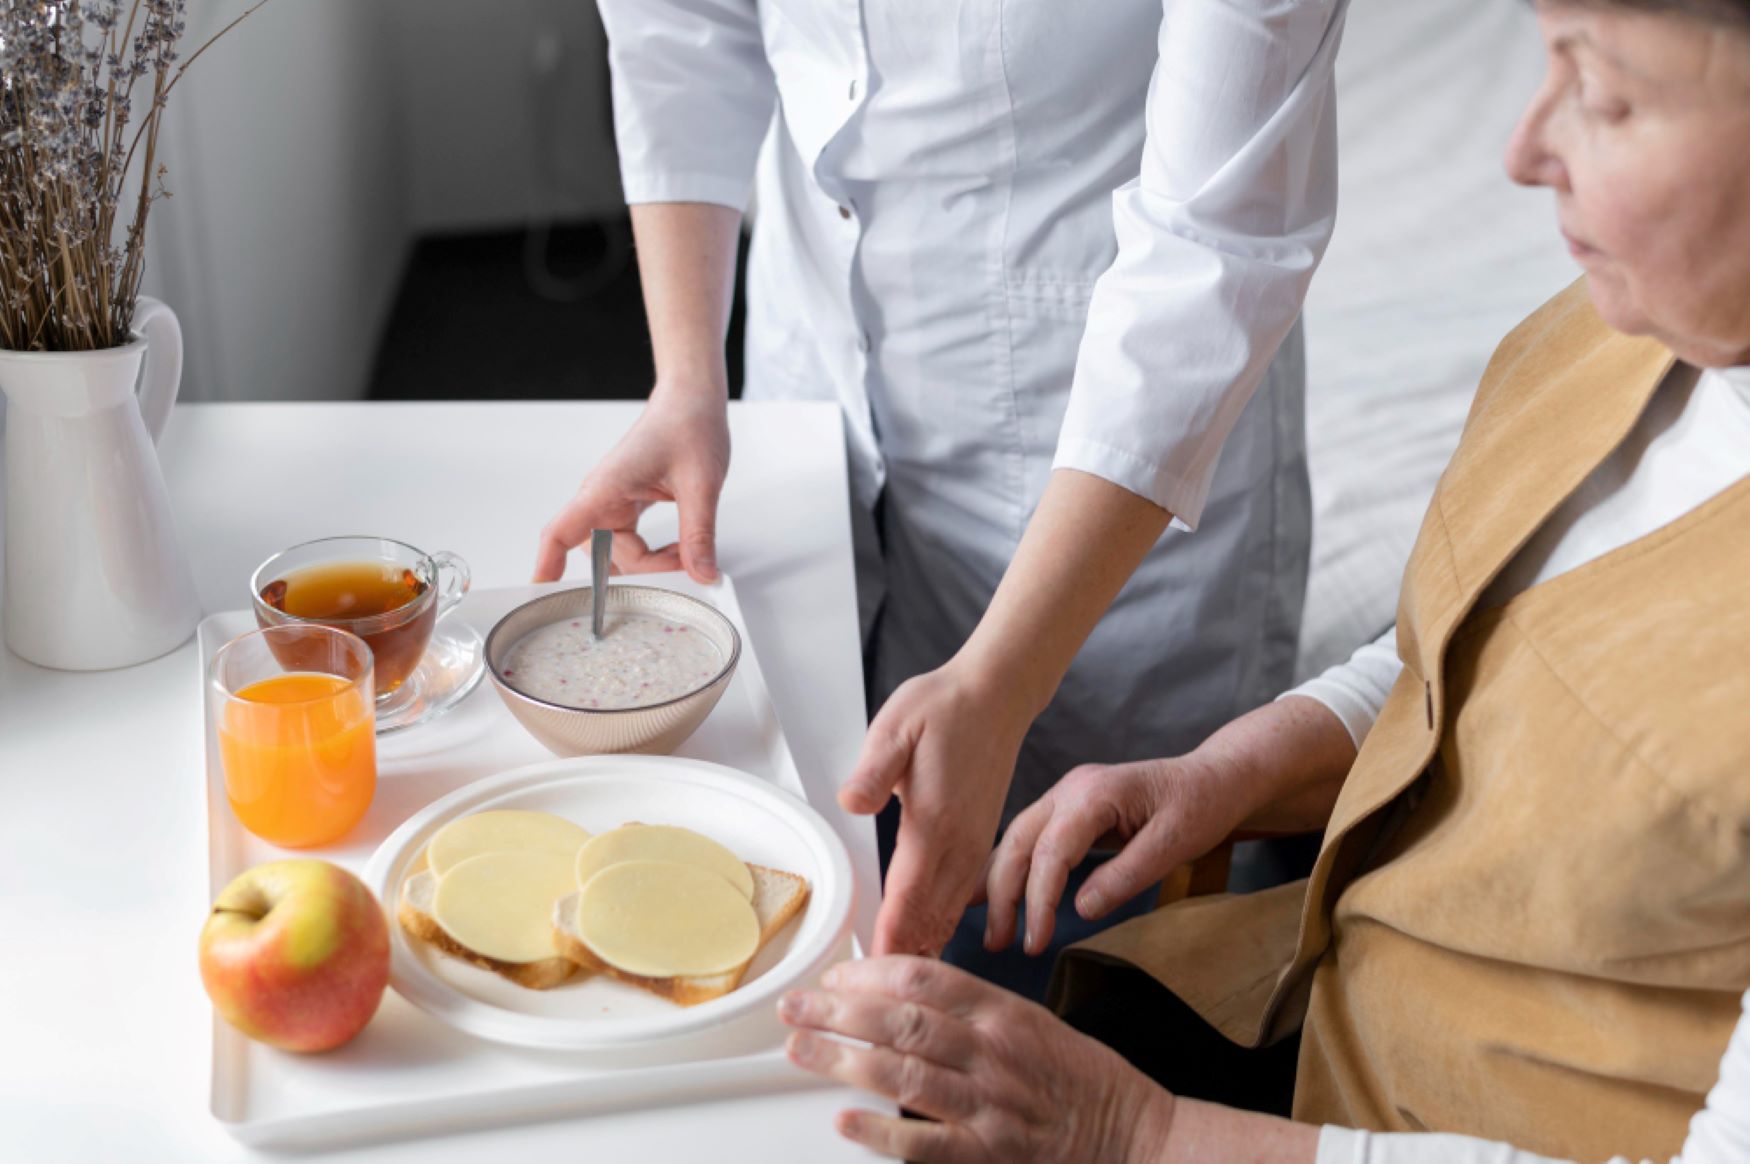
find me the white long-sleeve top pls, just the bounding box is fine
[1295,363,1750,1163]
[596,0,1347,531]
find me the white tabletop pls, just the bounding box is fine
[0,400,885,1163]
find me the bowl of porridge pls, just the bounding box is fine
[484,585,741,756]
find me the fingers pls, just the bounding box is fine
[786,1030,980,1124]
[840,719,910,816]
[533,490,617,584]
[818,956,996,1019]
[675,473,722,584]
[983,799,1053,952]
[607,528,680,575]
[872,823,963,957]
[538,518,686,582]
[1020,792,1119,956]
[1075,813,1194,920]
[833,1109,973,1163]
[779,989,978,1070]
[964,849,994,909]
[532,525,574,583]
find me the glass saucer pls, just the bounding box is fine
[375,620,485,735]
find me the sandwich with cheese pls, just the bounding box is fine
[397,813,810,1005]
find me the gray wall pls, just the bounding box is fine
[386,0,624,234]
[142,0,410,403]
[138,0,622,405]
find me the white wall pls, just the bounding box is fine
[1295,0,1580,677]
[142,0,411,403]
[383,0,624,234]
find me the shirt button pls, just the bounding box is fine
[838,204,852,220]
[848,78,859,101]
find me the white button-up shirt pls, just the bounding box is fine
[600,0,1346,533]
[598,0,1347,811]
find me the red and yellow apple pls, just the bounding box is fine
[199,859,391,1052]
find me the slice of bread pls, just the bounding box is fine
[397,870,578,990]
[551,864,810,1007]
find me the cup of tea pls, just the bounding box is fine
[209,624,376,847]
[251,536,471,706]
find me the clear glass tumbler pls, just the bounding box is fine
[209,624,376,848]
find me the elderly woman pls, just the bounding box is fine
[777,1,1750,1160]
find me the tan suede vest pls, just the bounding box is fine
[1053,282,1750,1159]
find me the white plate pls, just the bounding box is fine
[362,754,854,1052]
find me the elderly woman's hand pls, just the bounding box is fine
[780,956,1175,1163]
[982,753,1249,956]
[982,695,1359,955]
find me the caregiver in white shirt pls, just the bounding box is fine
[533,0,1349,960]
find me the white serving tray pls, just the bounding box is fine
[197,574,853,1149]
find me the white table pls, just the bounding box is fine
[0,400,885,1163]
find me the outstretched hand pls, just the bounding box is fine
[840,661,1033,958]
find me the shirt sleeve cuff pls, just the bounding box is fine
[1318,1127,1367,1164]
[1319,1127,1587,1164]
[619,169,756,214]
[1051,436,1211,533]
[1277,684,1373,750]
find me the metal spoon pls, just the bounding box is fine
[590,528,612,639]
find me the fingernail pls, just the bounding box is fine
[1078,890,1103,917]
[778,991,804,1022]
[983,919,994,948]
[789,1031,821,1066]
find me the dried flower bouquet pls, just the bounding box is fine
[0,0,261,352]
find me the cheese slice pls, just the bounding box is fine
[574,859,760,978]
[432,850,578,964]
[575,824,754,900]
[427,810,591,876]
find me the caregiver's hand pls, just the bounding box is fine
[983,754,1249,955]
[841,659,1032,957]
[532,388,730,585]
[781,956,1175,1163]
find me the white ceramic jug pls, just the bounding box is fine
[1,298,203,670]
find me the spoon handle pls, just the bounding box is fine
[590,529,612,639]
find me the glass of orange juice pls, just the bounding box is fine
[209,625,376,847]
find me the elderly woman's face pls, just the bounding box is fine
[1508,3,1750,366]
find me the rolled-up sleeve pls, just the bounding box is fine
[597,0,778,212]
[1282,624,1400,748]
[1054,0,1347,529]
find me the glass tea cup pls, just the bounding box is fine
[209,624,376,848]
[251,536,470,714]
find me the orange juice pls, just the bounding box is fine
[219,672,376,847]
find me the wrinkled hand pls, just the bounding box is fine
[781,956,1175,1163]
[984,754,1250,956]
[840,662,1033,957]
[533,389,730,584]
